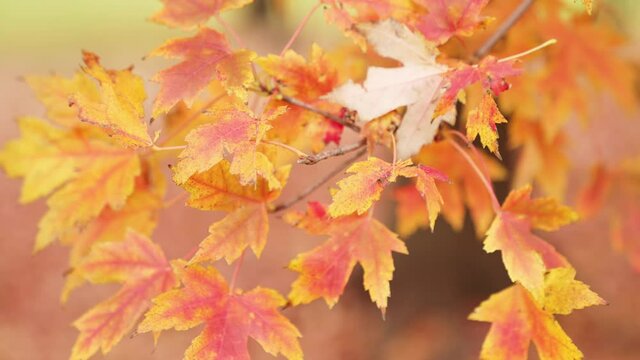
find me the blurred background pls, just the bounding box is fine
[1,0,640,359]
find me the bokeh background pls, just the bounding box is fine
[1,0,640,359]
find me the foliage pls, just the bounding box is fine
[1,0,638,359]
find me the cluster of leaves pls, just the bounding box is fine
[1,0,637,359]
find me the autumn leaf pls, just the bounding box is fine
[466,92,508,157]
[286,202,407,312]
[181,161,288,265]
[152,0,253,29]
[483,186,578,300]
[328,157,446,219]
[436,56,521,117]
[323,19,456,158]
[138,264,302,360]
[257,44,344,153]
[414,140,506,235]
[393,185,430,237]
[25,72,99,127]
[60,166,166,302]
[70,231,175,360]
[415,0,491,44]
[151,28,255,116]
[469,267,605,360]
[70,51,152,147]
[172,100,286,188]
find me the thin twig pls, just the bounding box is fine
[298,140,366,165]
[278,92,360,132]
[447,138,501,213]
[271,148,367,214]
[280,2,322,55]
[474,0,534,60]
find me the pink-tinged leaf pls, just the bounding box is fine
[436,56,521,116]
[151,28,255,116]
[153,0,253,29]
[172,103,285,189]
[138,265,302,360]
[190,203,269,265]
[286,203,408,312]
[70,231,175,360]
[415,0,491,44]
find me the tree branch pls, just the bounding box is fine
[474,0,534,60]
[298,140,367,165]
[270,148,367,214]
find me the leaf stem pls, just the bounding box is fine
[280,2,322,55]
[152,144,187,152]
[473,0,534,60]
[298,140,366,165]
[498,39,557,62]
[229,250,246,294]
[271,148,367,214]
[447,137,501,213]
[263,140,309,158]
[158,94,225,146]
[391,133,397,165]
[216,15,246,48]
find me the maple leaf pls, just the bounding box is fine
[258,44,344,152]
[415,0,491,44]
[25,72,99,127]
[70,231,176,360]
[153,0,253,29]
[0,117,145,251]
[483,185,578,300]
[466,92,508,158]
[393,185,430,237]
[151,28,256,116]
[172,100,286,188]
[328,157,447,220]
[70,51,152,147]
[324,19,457,158]
[61,163,166,302]
[436,56,521,117]
[182,161,289,265]
[286,202,408,312]
[469,267,605,360]
[138,264,302,360]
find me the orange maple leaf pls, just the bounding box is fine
[483,185,578,300]
[138,264,302,360]
[328,157,447,220]
[70,231,176,360]
[151,28,255,116]
[286,202,408,313]
[172,100,286,188]
[466,92,508,158]
[70,51,152,147]
[469,267,605,360]
[152,0,253,29]
[414,140,506,235]
[415,0,492,44]
[182,161,289,265]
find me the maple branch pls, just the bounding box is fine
[298,140,366,165]
[474,0,534,59]
[280,2,322,55]
[277,92,361,132]
[271,148,367,214]
[447,137,501,213]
